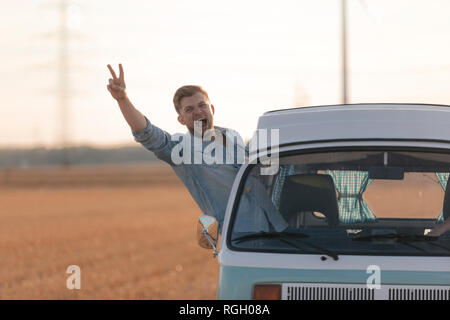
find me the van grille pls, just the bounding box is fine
[283,284,450,300]
[388,288,450,300]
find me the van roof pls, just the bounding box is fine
[256,103,450,147]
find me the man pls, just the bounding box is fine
[106,64,287,233]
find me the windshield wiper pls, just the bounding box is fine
[232,231,339,261]
[351,233,450,252]
[351,233,440,253]
[232,231,309,242]
[351,233,438,242]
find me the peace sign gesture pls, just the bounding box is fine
[107,63,127,101]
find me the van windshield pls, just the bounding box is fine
[229,150,450,256]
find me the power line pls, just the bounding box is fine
[341,0,348,104]
[58,0,70,165]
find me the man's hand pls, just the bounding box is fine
[428,219,450,237]
[107,63,127,101]
[106,63,146,131]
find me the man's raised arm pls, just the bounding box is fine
[107,63,147,132]
[106,63,177,165]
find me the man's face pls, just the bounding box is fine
[177,92,215,136]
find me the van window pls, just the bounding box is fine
[229,150,450,256]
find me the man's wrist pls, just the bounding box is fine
[116,95,129,103]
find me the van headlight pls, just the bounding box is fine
[253,284,281,300]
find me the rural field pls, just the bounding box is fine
[0,163,219,299]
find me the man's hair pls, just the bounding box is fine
[173,85,210,114]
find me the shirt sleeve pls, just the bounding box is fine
[132,116,177,165]
[244,142,250,158]
[248,176,289,232]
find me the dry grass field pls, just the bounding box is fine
[0,163,219,299]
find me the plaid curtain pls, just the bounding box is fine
[436,172,450,222]
[271,165,295,209]
[326,170,376,223]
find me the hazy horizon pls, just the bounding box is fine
[2,0,450,148]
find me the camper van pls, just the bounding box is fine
[198,103,450,300]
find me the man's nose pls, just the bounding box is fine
[193,106,203,117]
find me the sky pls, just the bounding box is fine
[1,0,450,147]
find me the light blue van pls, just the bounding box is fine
[198,104,450,300]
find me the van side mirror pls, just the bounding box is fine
[197,215,219,257]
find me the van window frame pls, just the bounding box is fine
[226,145,450,256]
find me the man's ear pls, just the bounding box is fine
[177,114,185,125]
[211,104,215,114]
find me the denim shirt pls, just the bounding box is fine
[132,117,288,233]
